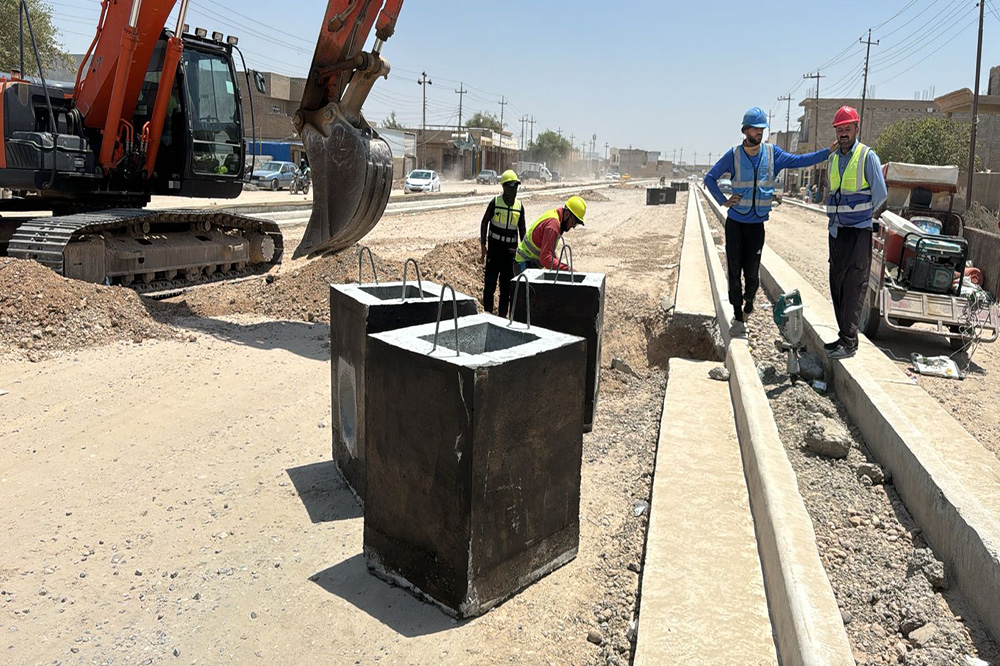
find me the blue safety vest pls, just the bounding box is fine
[730,143,775,218]
[826,143,873,227]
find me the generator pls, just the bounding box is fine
[899,234,967,295]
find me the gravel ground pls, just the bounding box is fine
[698,198,999,664]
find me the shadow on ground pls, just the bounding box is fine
[311,553,461,638]
[286,460,362,523]
[147,298,329,360]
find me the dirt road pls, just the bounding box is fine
[1,186,683,665]
[764,202,1000,454]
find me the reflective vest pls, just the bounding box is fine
[827,143,873,227]
[515,208,560,265]
[730,143,776,217]
[488,195,523,246]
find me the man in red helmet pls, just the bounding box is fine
[824,105,887,360]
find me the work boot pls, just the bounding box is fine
[729,318,747,337]
[828,344,856,360]
[823,339,841,352]
[743,300,754,315]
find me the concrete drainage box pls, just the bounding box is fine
[363,313,587,617]
[510,269,606,432]
[646,187,677,205]
[329,281,477,504]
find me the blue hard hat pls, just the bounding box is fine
[742,106,769,129]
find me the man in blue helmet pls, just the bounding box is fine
[705,106,835,337]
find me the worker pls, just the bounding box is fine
[479,169,527,316]
[514,195,586,274]
[705,106,835,337]
[824,105,888,360]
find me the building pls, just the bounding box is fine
[609,147,669,177]
[792,96,941,189]
[935,87,1000,173]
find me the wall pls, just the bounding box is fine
[964,227,1000,297]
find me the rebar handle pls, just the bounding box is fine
[509,272,531,329]
[431,283,460,356]
[400,257,423,301]
[552,241,575,282]
[358,246,378,285]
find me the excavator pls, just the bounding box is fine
[0,0,402,291]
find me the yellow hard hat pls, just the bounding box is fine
[565,195,586,224]
[500,169,520,185]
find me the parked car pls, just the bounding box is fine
[404,169,441,193]
[605,172,621,180]
[250,160,298,191]
[550,170,562,183]
[718,177,733,195]
[476,169,498,185]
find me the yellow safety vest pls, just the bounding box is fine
[515,208,560,265]
[488,195,523,245]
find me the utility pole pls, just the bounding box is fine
[569,133,575,173]
[803,71,824,186]
[778,94,792,190]
[591,134,597,176]
[673,148,676,164]
[679,147,683,166]
[557,127,562,138]
[694,151,698,168]
[417,71,432,167]
[604,142,609,162]
[967,0,986,210]
[519,115,528,152]
[859,30,879,142]
[454,82,467,128]
[528,116,536,147]
[497,96,508,171]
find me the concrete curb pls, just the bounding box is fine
[700,185,1000,645]
[694,188,855,664]
[759,246,1000,646]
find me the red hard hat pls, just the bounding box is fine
[833,106,860,127]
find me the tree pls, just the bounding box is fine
[381,111,404,130]
[873,117,980,169]
[0,0,70,77]
[528,130,572,164]
[465,111,501,132]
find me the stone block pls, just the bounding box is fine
[329,280,477,503]
[364,313,586,617]
[510,268,605,432]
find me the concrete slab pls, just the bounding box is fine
[759,246,1000,644]
[634,359,776,665]
[363,313,587,617]
[329,280,477,503]
[510,269,605,431]
[692,188,736,346]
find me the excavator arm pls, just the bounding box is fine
[73,0,403,258]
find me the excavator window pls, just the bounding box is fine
[182,48,242,177]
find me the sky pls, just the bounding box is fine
[47,0,1000,165]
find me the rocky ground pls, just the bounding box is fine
[743,294,999,665]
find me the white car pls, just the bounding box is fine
[403,169,441,193]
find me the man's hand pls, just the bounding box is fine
[479,244,487,264]
[830,140,839,153]
[722,194,742,208]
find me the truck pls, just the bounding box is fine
[514,161,552,183]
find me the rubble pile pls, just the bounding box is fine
[0,258,175,358]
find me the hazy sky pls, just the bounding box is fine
[48,0,999,163]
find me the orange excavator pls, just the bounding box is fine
[0,0,402,290]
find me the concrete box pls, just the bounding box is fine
[364,313,587,617]
[646,187,677,205]
[510,269,606,432]
[329,281,477,503]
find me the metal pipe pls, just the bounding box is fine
[128,0,143,28]
[174,0,191,33]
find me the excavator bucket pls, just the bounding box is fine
[290,0,403,259]
[293,108,392,258]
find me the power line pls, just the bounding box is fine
[872,0,920,30]
[874,12,980,86]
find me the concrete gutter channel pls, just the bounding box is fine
[699,186,1000,646]
[636,189,854,663]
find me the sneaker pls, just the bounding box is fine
[823,339,841,352]
[743,300,754,315]
[828,344,857,360]
[729,318,747,337]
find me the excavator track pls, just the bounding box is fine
[6,208,283,294]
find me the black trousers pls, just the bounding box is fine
[829,227,873,349]
[725,217,766,321]
[483,243,516,316]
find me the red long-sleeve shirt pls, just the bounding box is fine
[531,213,569,270]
